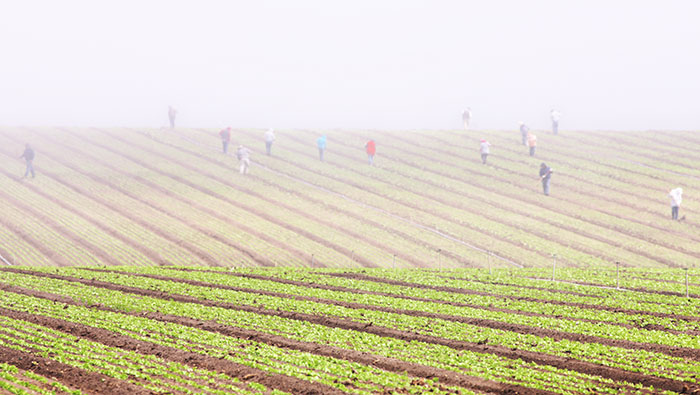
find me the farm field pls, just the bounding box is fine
[1,127,700,393]
[1,127,700,269]
[1,266,700,394]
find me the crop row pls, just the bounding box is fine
[0,268,666,394]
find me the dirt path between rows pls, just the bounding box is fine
[1,268,697,394]
[0,304,340,395]
[0,344,150,395]
[0,283,543,395]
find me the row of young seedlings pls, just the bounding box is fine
[21,266,699,393]
[0,268,652,395]
[0,273,471,395]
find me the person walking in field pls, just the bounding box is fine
[236,145,251,174]
[168,106,178,129]
[462,108,472,130]
[539,163,553,196]
[219,127,231,154]
[264,128,276,155]
[669,187,683,220]
[316,135,327,162]
[479,139,491,164]
[365,139,376,165]
[527,132,537,156]
[519,122,529,145]
[551,109,561,135]
[19,144,35,178]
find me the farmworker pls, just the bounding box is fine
[551,109,561,135]
[462,108,472,130]
[316,135,327,162]
[168,106,178,129]
[539,162,553,196]
[527,132,537,156]
[479,139,491,164]
[264,128,276,155]
[519,122,529,145]
[219,127,232,154]
[365,139,376,165]
[19,144,35,178]
[669,187,683,220]
[237,145,251,174]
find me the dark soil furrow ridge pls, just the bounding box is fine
[0,304,341,395]
[0,344,151,395]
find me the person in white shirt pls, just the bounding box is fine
[669,188,683,220]
[551,109,561,135]
[264,129,276,155]
[237,145,251,174]
[479,139,491,164]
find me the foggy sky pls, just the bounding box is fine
[1,0,699,131]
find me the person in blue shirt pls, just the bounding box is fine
[316,135,327,161]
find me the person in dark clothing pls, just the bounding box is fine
[539,163,553,196]
[519,122,529,145]
[20,144,35,178]
[219,127,231,153]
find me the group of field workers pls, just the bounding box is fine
[473,109,559,197]
[13,103,683,220]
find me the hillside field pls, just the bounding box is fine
[1,127,700,394]
[1,127,699,269]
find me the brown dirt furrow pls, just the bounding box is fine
[291,129,691,266]
[0,188,117,266]
[327,272,700,322]
[0,344,150,395]
[0,283,544,395]
[0,305,341,395]
[0,165,167,267]
[6,130,264,267]
[67,128,374,268]
[3,267,700,394]
[121,128,430,268]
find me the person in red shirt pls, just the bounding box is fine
[219,127,232,154]
[365,140,376,165]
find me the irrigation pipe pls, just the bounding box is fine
[156,129,523,268]
[0,249,12,266]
